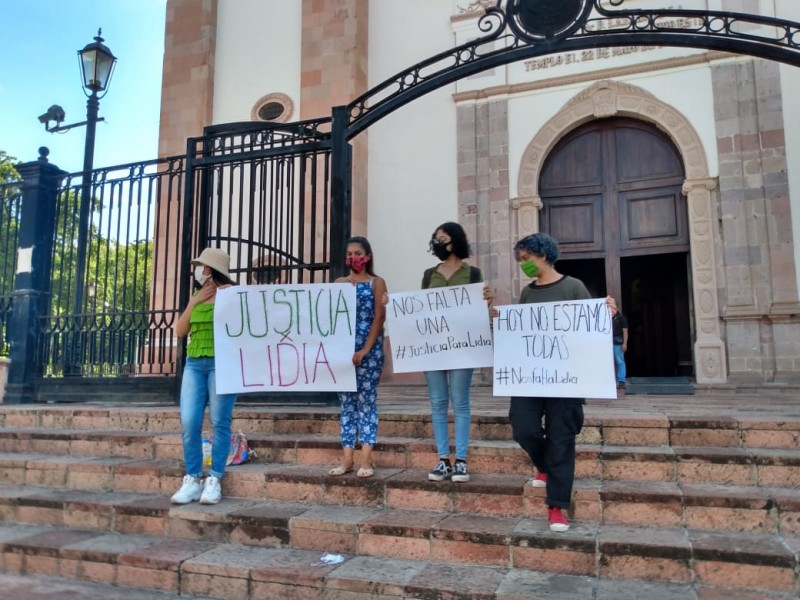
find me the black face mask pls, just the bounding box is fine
[431,241,452,261]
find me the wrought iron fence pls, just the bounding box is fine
[37,117,341,381]
[3,116,346,401]
[40,156,186,377]
[0,178,22,357]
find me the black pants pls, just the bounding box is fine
[509,396,584,509]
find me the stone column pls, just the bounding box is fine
[301,0,369,234]
[683,178,727,384]
[5,149,65,403]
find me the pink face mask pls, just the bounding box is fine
[345,256,369,273]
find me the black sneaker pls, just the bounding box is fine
[428,459,452,481]
[451,461,470,482]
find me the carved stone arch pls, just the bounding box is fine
[513,80,727,383]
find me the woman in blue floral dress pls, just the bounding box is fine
[329,236,387,478]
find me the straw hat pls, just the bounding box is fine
[191,248,232,282]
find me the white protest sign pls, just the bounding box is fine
[386,283,493,373]
[492,298,616,399]
[213,284,357,394]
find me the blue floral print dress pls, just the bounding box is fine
[337,279,384,447]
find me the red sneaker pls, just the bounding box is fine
[548,507,569,532]
[529,472,547,488]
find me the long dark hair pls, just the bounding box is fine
[346,236,376,276]
[430,221,471,259]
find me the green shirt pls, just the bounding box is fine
[424,263,483,289]
[518,275,590,304]
[186,302,215,358]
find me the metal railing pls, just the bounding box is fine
[0,178,22,357]
[40,156,186,378]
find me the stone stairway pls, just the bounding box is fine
[0,390,799,599]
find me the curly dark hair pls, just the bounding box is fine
[429,221,471,259]
[513,233,560,264]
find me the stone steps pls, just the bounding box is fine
[0,572,217,600]
[1,519,798,598]
[2,407,800,449]
[2,428,800,488]
[1,401,799,597]
[2,459,799,534]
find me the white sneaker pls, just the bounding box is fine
[171,475,203,504]
[200,475,221,505]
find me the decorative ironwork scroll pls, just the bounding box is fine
[506,0,593,42]
[345,0,800,138]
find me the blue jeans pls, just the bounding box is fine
[424,368,473,460]
[613,344,627,383]
[179,357,237,479]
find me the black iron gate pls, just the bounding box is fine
[181,115,349,300]
[5,0,800,402]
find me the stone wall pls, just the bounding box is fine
[713,58,800,382]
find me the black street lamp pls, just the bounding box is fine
[73,30,116,326]
[39,29,117,374]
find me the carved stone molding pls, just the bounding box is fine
[509,195,543,233]
[683,177,727,384]
[516,80,727,383]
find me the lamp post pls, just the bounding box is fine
[39,30,116,374]
[73,30,117,327]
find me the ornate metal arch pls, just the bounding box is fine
[345,0,800,139]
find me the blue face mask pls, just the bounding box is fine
[519,260,540,278]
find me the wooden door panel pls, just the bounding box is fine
[541,195,603,252]
[615,126,683,182]
[540,131,604,187]
[620,187,689,251]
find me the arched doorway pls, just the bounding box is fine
[538,117,692,377]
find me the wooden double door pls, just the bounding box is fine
[538,117,693,377]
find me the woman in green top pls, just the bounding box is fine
[422,222,484,483]
[170,247,236,506]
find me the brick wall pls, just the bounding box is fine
[301,0,369,235]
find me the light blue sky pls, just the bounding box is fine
[0,0,167,174]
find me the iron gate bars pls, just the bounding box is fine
[181,117,342,319]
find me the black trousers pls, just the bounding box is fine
[509,396,584,509]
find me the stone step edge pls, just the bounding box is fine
[3,472,800,533]
[0,521,797,596]
[5,455,800,503]
[2,406,799,432]
[0,572,217,600]
[3,429,800,462]
[3,449,800,493]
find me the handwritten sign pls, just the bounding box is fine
[492,298,616,399]
[386,283,493,373]
[213,284,357,394]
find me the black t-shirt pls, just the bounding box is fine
[612,313,628,344]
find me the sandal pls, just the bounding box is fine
[328,465,353,476]
[356,466,374,478]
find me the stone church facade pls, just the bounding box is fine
[158,0,800,385]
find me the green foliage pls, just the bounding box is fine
[1,149,154,367]
[49,189,152,318]
[0,151,19,184]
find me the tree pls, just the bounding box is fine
[0,151,20,355]
[0,151,19,183]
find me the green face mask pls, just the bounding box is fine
[520,259,540,278]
